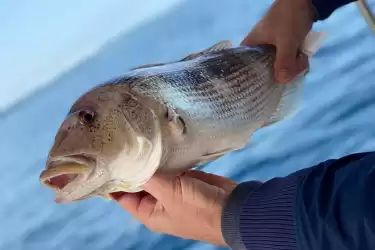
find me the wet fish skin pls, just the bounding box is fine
[129,44,287,170]
[40,32,325,203]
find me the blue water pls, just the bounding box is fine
[1,0,374,249]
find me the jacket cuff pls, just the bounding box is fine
[221,173,305,250]
[311,0,356,21]
[221,181,262,250]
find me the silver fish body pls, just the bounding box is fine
[40,33,325,203]
[124,45,297,172]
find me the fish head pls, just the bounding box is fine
[40,85,163,203]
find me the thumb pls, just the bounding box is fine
[184,170,237,193]
[274,41,300,84]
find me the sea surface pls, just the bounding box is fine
[1,0,374,249]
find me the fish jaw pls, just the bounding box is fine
[40,155,110,204]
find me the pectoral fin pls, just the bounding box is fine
[165,107,185,135]
[196,148,234,166]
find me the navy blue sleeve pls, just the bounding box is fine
[311,0,357,20]
[221,151,375,250]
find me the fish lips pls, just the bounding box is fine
[40,154,97,198]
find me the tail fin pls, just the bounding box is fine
[266,31,327,126]
[301,31,327,57]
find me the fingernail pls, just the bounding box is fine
[277,69,291,83]
[297,62,308,75]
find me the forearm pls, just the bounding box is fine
[310,0,358,20]
[221,151,375,250]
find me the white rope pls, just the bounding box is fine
[357,0,375,33]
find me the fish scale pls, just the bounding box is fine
[127,44,297,173]
[133,48,277,128]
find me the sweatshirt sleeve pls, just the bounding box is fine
[221,151,375,250]
[310,0,357,20]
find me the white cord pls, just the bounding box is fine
[357,0,375,33]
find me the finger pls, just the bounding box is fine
[274,41,300,84]
[110,192,142,216]
[111,191,157,223]
[141,174,178,204]
[142,173,212,207]
[183,170,237,193]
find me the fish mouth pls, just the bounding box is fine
[40,155,95,192]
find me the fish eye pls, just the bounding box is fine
[78,110,95,124]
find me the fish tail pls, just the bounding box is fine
[265,31,327,125]
[266,75,304,125]
[301,31,327,57]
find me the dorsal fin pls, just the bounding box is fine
[130,40,233,70]
[181,40,232,61]
[131,62,168,70]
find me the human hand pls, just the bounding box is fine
[111,170,238,246]
[241,0,317,83]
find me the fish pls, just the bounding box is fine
[39,31,326,204]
